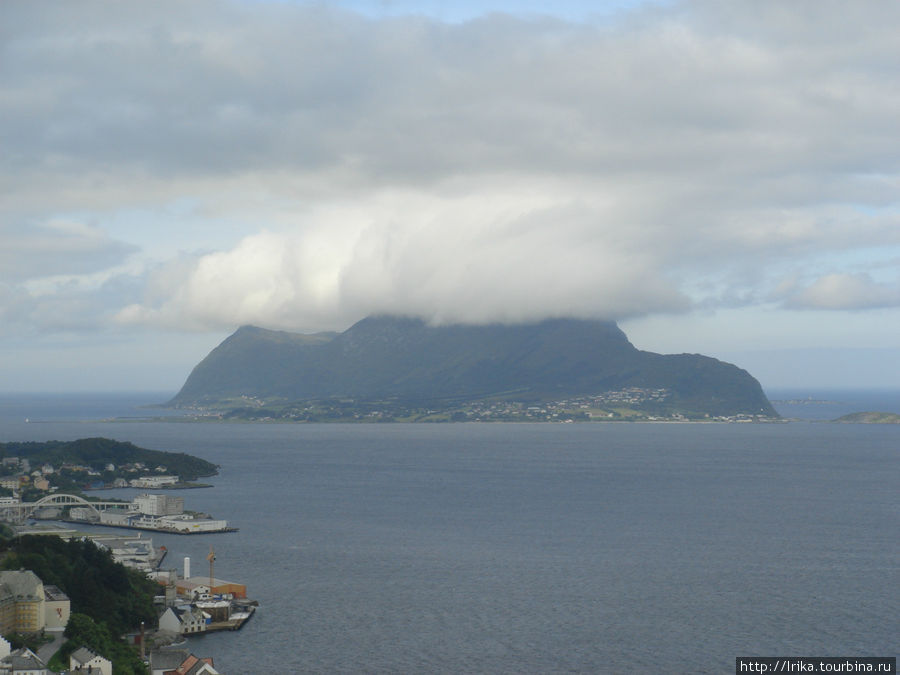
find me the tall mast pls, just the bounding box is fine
[206,545,215,593]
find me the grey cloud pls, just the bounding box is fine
[0,221,137,282]
[4,0,898,186]
[3,0,900,334]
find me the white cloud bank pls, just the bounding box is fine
[116,185,690,331]
[2,0,900,337]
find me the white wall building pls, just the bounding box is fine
[43,585,70,630]
[98,508,133,526]
[96,536,159,572]
[133,494,184,516]
[157,515,227,533]
[158,606,209,635]
[69,647,112,675]
[129,476,178,489]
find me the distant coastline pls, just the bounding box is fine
[831,411,900,424]
[3,390,900,425]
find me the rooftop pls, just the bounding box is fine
[44,584,68,602]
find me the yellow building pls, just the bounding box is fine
[0,570,70,633]
[0,571,44,633]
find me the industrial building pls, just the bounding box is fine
[134,494,184,516]
[176,577,247,599]
[93,534,164,572]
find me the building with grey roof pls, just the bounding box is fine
[0,646,50,674]
[69,646,112,675]
[0,571,69,634]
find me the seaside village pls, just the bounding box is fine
[0,458,231,535]
[0,460,253,673]
[0,551,251,674]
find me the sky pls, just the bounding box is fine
[2,0,900,393]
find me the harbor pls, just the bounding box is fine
[14,523,257,640]
[152,548,257,636]
[3,491,238,534]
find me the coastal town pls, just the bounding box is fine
[191,386,780,423]
[0,533,251,673]
[0,455,233,534]
[0,442,247,673]
[0,454,211,499]
[187,387,778,423]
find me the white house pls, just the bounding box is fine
[158,606,209,635]
[69,647,112,675]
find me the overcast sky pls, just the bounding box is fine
[2,0,900,393]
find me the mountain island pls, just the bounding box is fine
[168,316,777,421]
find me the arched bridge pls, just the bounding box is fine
[0,493,134,524]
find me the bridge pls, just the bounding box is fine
[0,494,134,524]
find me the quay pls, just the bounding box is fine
[2,492,237,535]
[152,551,257,637]
[68,517,239,535]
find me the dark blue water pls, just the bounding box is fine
[0,395,897,673]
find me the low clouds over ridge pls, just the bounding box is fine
[115,186,691,331]
[3,0,900,338]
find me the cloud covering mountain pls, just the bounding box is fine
[2,0,900,389]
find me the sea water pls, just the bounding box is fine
[0,394,896,673]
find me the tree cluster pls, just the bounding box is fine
[0,536,157,636]
[55,613,147,675]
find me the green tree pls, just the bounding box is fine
[0,536,157,641]
[61,613,147,675]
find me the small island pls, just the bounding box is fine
[168,315,779,421]
[832,411,900,424]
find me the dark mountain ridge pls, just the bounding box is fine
[169,315,776,418]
